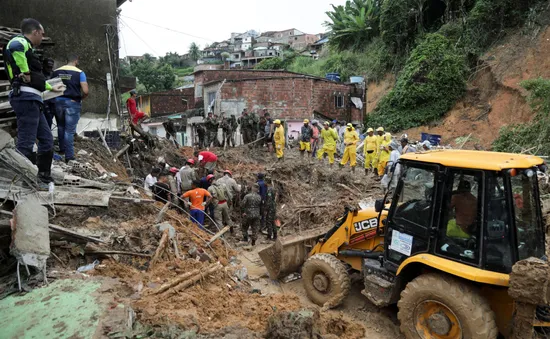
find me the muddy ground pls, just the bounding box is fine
[1,135,398,338]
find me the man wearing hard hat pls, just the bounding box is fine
[363,128,378,175]
[299,119,313,157]
[339,123,360,171]
[373,127,385,175]
[273,119,285,160]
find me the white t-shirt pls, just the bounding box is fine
[144,174,157,191]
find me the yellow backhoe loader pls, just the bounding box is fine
[259,150,550,338]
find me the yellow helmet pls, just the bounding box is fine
[303,119,310,123]
[347,123,353,128]
[324,121,330,126]
[367,128,374,133]
[274,119,281,124]
[376,127,384,132]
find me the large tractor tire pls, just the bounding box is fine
[397,273,498,339]
[301,253,351,308]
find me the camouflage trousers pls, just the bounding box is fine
[266,209,277,239]
[242,216,260,241]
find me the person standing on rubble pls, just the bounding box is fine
[177,159,197,196]
[265,184,278,241]
[204,112,219,147]
[152,173,171,203]
[238,109,250,144]
[373,127,385,175]
[144,167,160,195]
[317,121,339,166]
[195,124,206,148]
[299,119,313,157]
[168,167,179,205]
[216,170,240,211]
[208,177,232,232]
[127,90,145,126]
[310,120,321,158]
[377,132,392,178]
[257,173,267,231]
[363,128,378,175]
[264,112,274,153]
[241,183,262,246]
[339,123,359,172]
[221,115,233,148]
[41,58,56,128]
[53,54,89,162]
[5,18,65,186]
[229,115,238,147]
[273,119,285,161]
[182,180,212,228]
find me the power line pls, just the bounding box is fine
[121,15,215,42]
[120,19,160,56]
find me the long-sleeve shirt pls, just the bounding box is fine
[364,135,378,154]
[257,179,267,202]
[274,125,285,144]
[343,128,359,146]
[320,128,338,147]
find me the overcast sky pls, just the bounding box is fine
[118,0,346,57]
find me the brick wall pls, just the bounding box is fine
[210,77,361,122]
[146,88,195,117]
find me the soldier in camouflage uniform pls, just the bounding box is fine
[241,183,262,246]
[265,186,277,240]
[221,115,233,148]
[229,115,238,147]
[205,112,219,147]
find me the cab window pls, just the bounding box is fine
[437,170,482,265]
[392,167,435,229]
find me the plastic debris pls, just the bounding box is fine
[77,259,100,273]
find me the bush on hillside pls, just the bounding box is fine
[367,34,467,131]
[492,78,550,155]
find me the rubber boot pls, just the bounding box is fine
[352,166,355,173]
[374,168,379,176]
[365,168,369,175]
[37,150,54,186]
[300,150,304,157]
[339,163,344,169]
[251,239,256,246]
[27,152,37,165]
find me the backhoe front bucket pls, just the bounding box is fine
[258,229,325,280]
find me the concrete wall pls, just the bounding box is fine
[0,0,120,116]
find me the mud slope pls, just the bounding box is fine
[401,23,550,149]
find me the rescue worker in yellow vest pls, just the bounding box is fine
[273,119,285,161]
[317,121,339,166]
[299,119,313,157]
[373,127,385,175]
[377,132,392,177]
[339,123,360,172]
[363,128,378,175]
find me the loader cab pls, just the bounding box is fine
[382,151,546,277]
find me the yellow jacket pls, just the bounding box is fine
[320,127,338,147]
[343,127,359,146]
[379,133,392,162]
[375,135,384,153]
[274,125,285,144]
[364,135,377,154]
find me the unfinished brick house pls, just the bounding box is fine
[196,69,363,124]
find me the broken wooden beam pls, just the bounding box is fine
[151,266,204,295]
[49,224,107,244]
[97,127,113,156]
[110,196,156,204]
[84,250,151,258]
[149,229,170,270]
[114,144,130,160]
[155,202,171,223]
[162,262,223,297]
[206,226,230,246]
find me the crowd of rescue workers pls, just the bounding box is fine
[141,108,435,247]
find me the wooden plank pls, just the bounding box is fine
[49,223,107,244]
[0,101,11,111]
[0,91,9,98]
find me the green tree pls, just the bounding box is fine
[131,57,176,93]
[325,0,382,52]
[188,42,201,61]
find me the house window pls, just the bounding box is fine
[207,92,216,106]
[335,94,345,108]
